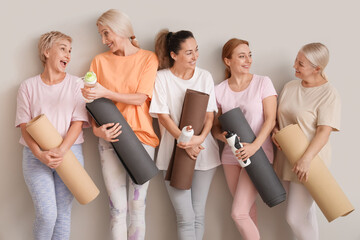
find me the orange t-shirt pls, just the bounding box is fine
[90,49,159,147]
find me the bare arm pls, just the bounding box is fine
[157,113,182,140]
[177,112,214,148]
[211,108,227,143]
[19,121,84,168]
[90,118,122,142]
[81,83,148,106]
[157,112,214,160]
[292,125,332,182]
[237,95,277,160]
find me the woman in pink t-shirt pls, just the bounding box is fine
[212,38,277,240]
[15,31,89,240]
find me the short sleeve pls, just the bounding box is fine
[15,82,31,127]
[206,74,218,113]
[149,73,169,118]
[261,76,277,100]
[137,53,159,99]
[317,89,341,131]
[71,80,90,128]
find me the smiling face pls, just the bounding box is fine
[224,44,252,75]
[293,51,319,80]
[44,39,71,72]
[97,24,125,54]
[171,37,199,70]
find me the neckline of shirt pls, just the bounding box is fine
[168,67,199,83]
[225,74,256,93]
[38,73,69,87]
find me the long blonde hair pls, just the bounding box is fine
[97,9,139,48]
[300,42,329,80]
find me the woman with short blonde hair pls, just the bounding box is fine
[16,31,88,239]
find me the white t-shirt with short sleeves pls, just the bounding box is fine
[149,67,221,170]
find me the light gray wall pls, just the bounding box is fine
[1,0,359,239]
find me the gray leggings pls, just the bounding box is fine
[23,144,84,240]
[164,167,217,240]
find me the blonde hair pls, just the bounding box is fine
[38,31,72,66]
[222,38,249,79]
[97,9,139,48]
[300,42,329,80]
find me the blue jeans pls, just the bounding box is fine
[23,144,84,240]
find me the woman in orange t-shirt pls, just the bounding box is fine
[81,9,159,240]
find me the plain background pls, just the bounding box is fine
[1,0,359,239]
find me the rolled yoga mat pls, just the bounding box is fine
[274,124,354,222]
[219,107,286,207]
[165,89,209,190]
[86,98,159,185]
[26,114,99,205]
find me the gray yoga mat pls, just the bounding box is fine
[219,107,286,207]
[86,98,159,185]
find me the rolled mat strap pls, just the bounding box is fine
[218,107,286,207]
[26,114,99,205]
[274,124,354,222]
[165,89,209,190]
[86,98,159,185]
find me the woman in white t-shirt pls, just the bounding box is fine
[149,29,220,240]
[212,38,277,240]
[272,43,341,240]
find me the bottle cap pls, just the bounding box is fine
[84,71,97,84]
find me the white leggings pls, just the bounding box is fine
[284,181,319,240]
[98,138,155,240]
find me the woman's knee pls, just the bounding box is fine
[36,209,57,227]
[176,210,195,227]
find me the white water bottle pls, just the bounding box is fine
[177,125,194,144]
[225,131,251,168]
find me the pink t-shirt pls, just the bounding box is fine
[215,74,277,165]
[15,73,89,146]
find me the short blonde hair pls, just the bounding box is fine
[300,42,329,79]
[38,31,72,66]
[97,9,139,48]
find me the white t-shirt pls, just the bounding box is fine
[149,67,221,170]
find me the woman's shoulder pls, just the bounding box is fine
[283,79,301,89]
[215,79,228,89]
[156,68,170,77]
[322,82,340,99]
[19,75,41,89]
[92,51,110,60]
[195,67,212,77]
[65,73,81,87]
